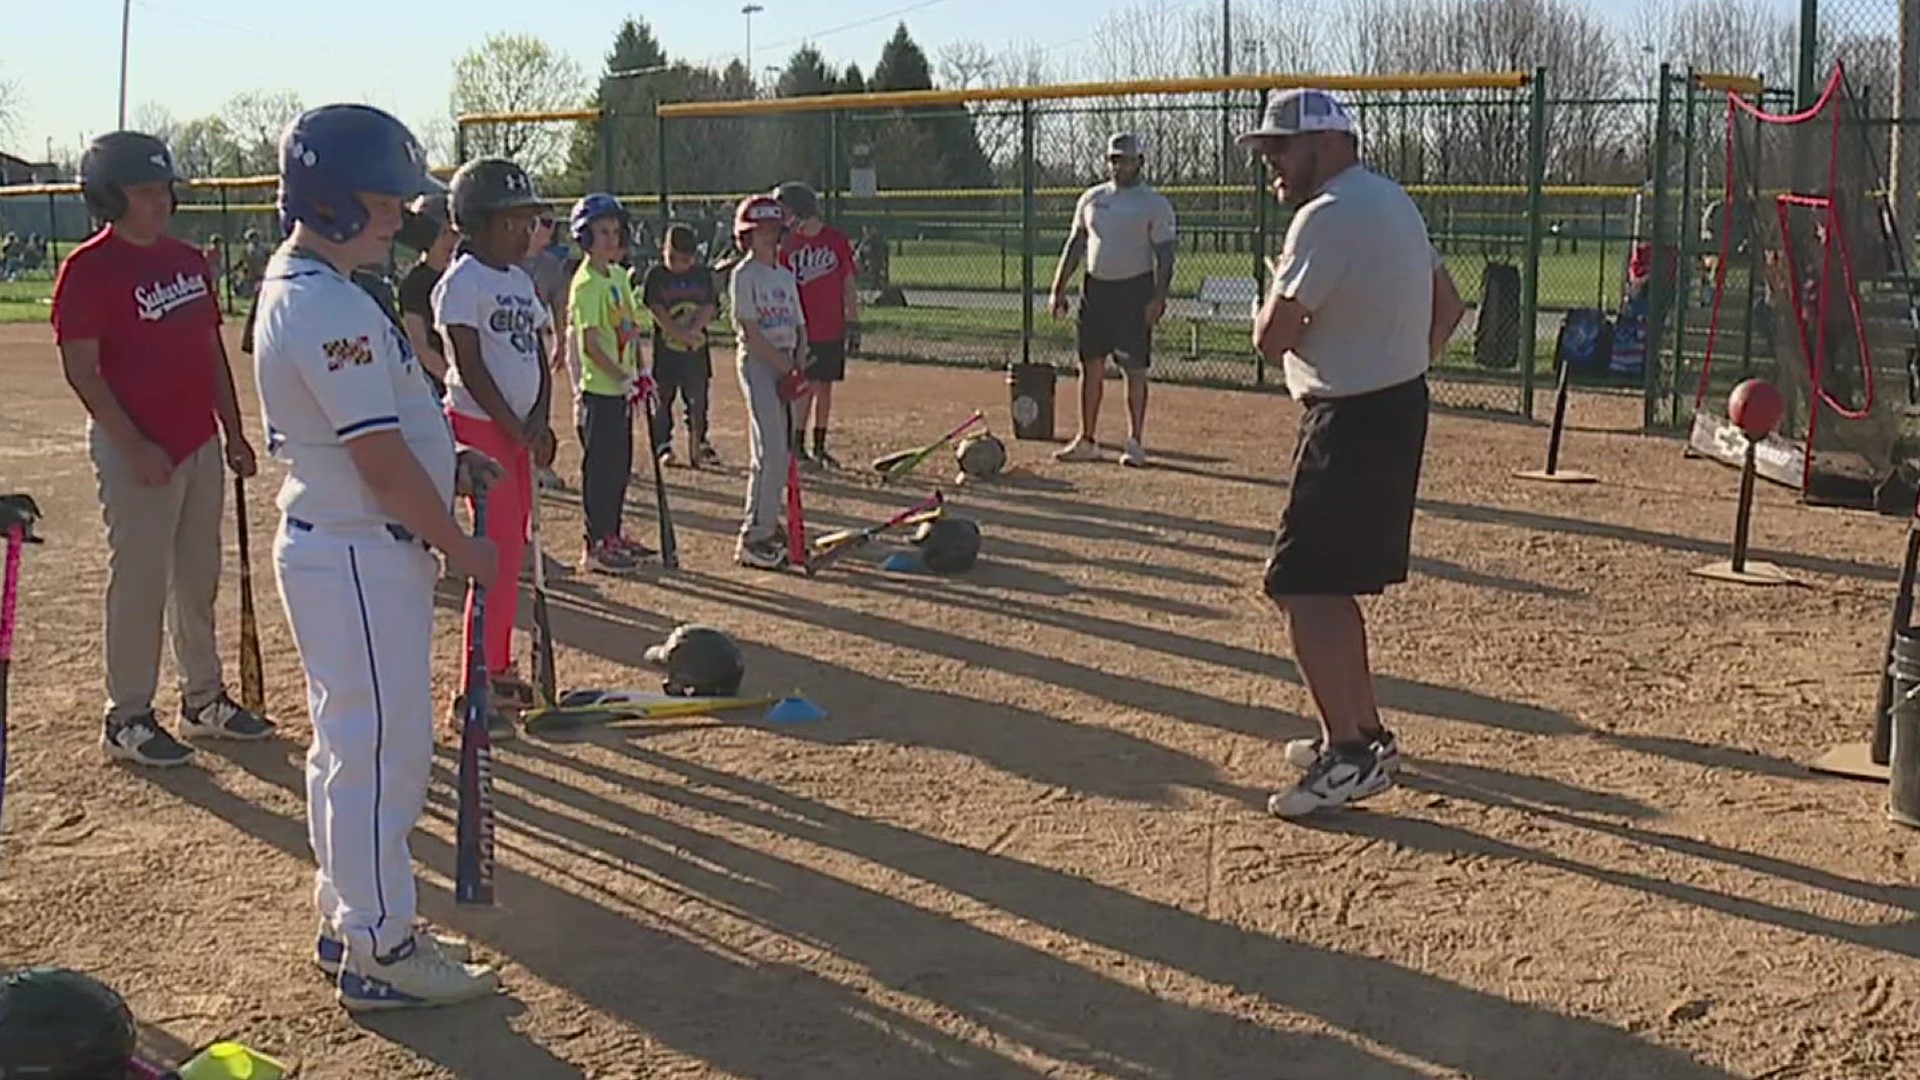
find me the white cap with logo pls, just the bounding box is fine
[1106,132,1145,158]
[1236,88,1358,144]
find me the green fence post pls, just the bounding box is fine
[1647,63,1675,431]
[45,189,58,262]
[1596,200,1609,308]
[656,111,670,230]
[1520,66,1549,419]
[1020,100,1035,367]
[598,106,614,194]
[1670,69,1700,427]
[827,111,840,222]
[1252,138,1269,389]
[219,186,233,315]
[454,122,467,167]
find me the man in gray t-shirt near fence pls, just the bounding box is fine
[1048,132,1178,468]
[1243,88,1467,820]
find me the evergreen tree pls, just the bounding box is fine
[867,23,993,189]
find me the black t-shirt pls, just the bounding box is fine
[397,260,445,361]
[641,261,719,354]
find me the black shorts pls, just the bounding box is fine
[804,339,847,383]
[1077,273,1153,370]
[1264,376,1429,599]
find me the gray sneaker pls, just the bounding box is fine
[180,692,277,741]
[1268,742,1393,819]
[102,713,197,767]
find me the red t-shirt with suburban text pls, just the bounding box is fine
[51,229,223,464]
[778,224,856,343]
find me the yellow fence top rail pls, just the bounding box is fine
[1694,72,1765,95]
[456,107,599,128]
[655,70,1532,119]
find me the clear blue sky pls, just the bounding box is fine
[6,0,1813,164]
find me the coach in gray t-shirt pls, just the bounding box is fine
[1241,88,1466,821]
[1047,132,1178,468]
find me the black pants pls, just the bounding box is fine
[650,347,712,453]
[578,391,632,544]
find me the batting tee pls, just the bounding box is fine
[1689,62,1920,511]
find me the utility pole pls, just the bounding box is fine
[742,4,764,82]
[117,0,132,129]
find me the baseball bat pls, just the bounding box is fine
[872,410,986,482]
[455,489,496,907]
[806,491,946,575]
[1871,508,1920,764]
[0,524,23,851]
[528,492,556,712]
[641,400,680,569]
[522,692,780,734]
[784,399,808,571]
[233,475,265,715]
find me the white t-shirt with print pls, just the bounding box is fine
[1075,180,1177,282]
[1272,164,1441,400]
[432,252,552,421]
[253,250,456,530]
[729,259,805,359]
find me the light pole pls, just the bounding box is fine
[117,0,131,129]
[742,4,764,77]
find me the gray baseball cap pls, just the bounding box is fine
[1106,132,1145,158]
[1237,88,1358,144]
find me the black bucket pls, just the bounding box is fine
[1008,363,1056,441]
[1887,626,1920,827]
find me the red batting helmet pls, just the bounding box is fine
[734,194,785,243]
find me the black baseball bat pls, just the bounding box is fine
[528,494,556,710]
[455,489,496,907]
[234,476,265,714]
[641,401,679,569]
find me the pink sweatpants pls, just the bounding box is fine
[450,411,531,679]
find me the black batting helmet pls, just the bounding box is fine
[912,514,982,574]
[644,624,746,698]
[448,157,544,234]
[0,967,138,1079]
[78,130,178,223]
[771,180,820,220]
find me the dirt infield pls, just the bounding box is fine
[2,322,1918,1078]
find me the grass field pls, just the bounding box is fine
[0,279,51,324]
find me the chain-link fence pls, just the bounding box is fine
[642,73,1551,416]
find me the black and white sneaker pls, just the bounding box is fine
[180,692,277,741]
[1284,726,1400,772]
[102,713,198,767]
[735,537,789,571]
[1267,742,1393,819]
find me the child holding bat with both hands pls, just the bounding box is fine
[728,194,807,571]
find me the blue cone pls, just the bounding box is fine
[765,692,828,724]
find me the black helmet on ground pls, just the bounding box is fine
[644,625,747,697]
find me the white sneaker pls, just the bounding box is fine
[1268,743,1393,819]
[1054,436,1102,462]
[1120,439,1148,468]
[316,922,472,976]
[1284,727,1401,771]
[336,933,500,1012]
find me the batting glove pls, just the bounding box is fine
[628,371,658,408]
[777,368,809,402]
[845,321,862,356]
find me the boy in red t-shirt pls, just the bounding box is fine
[772,182,859,469]
[50,130,272,768]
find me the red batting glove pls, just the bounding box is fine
[628,371,657,408]
[777,368,809,402]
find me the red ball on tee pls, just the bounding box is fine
[1729,379,1784,439]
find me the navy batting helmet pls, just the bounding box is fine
[449,157,544,234]
[0,967,137,1079]
[569,192,630,249]
[771,180,819,220]
[278,104,433,244]
[78,130,178,223]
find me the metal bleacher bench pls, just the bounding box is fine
[1186,275,1262,358]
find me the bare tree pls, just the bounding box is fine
[220,90,306,174]
[938,41,997,91]
[449,33,588,175]
[0,70,18,146]
[129,102,176,142]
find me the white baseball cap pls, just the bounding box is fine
[1236,88,1358,144]
[1107,132,1145,158]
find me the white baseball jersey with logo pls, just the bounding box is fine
[252,247,455,961]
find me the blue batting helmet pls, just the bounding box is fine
[277,104,433,244]
[569,192,630,248]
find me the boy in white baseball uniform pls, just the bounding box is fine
[252,103,503,1011]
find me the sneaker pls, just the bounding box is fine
[613,533,658,562]
[316,922,472,976]
[1053,436,1102,462]
[336,933,500,1012]
[1284,726,1401,772]
[179,692,277,741]
[535,466,565,491]
[582,538,639,575]
[1267,742,1393,819]
[736,537,789,570]
[813,449,842,470]
[1120,439,1149,468]
[657,446,677,468]
[101,713,197,767]
[695,442,723,467]
[448,692,518,743]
